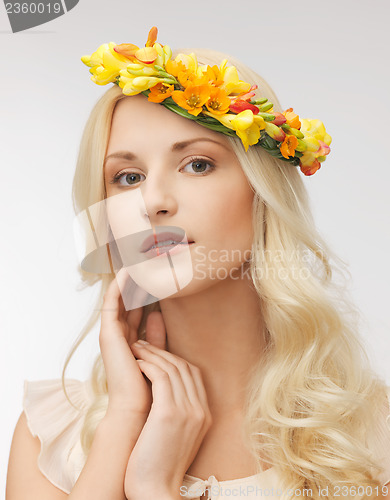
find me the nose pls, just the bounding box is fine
[140,167,178,224]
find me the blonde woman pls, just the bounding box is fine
[6,29,390,500]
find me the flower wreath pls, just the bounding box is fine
[81,27,331,176]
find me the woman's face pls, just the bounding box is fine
[104,94,254,300]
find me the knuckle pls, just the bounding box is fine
[205,410,213,427]
[167,364,180,377]
[176,359,188,372]
[189,364,202,376]
[193,407,207,423]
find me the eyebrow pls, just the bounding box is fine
[103,137,231,169]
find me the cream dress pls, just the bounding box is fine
[22,378,390,499]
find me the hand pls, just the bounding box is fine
[124,342,213,500]
[99,267,167,418]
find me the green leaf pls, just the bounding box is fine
[160,102,236,136]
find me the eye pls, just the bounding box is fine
[109,171,146,186]
[181,157,215,175]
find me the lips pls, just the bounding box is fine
[140,229,193,253]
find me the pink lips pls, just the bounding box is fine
[140,230,193,253]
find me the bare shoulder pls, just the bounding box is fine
[6,410,68,499]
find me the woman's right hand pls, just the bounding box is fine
[99,267,166,418]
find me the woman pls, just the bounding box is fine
[6,28,390,500]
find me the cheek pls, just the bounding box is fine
[222,179,253,231]
[202,179,254,251]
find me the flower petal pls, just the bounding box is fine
[146,26,158,47]
[114,43,139,59]
[135,47,158,64]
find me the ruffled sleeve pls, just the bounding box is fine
[23,378,93,494]
[366,386,390,487]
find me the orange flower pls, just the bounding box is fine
[148,83,174,103]
[177,69,208,88]
[280,135,299,159]
[229,99,259,115]
[232,85,257,102]
[114,26,159,64]
[172,85,212,116]
[165,59,186,78]
[202,65,224,86]
[178,69,197,88]
[270,112,287,126]
[146,26,158,47]
[113,43,139,60]
[283,107,301,130]
[205,88,230,115]
[300,159,321,176]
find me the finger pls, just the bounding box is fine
[132,343,199,407]
[131,344,189,406]
[100,267,130,333]
[124,305,144,345]
[136,360,175,409]
[145,311,167,350]
[119,269,150,315]
[107,268,143,345]
[187,364,210,412]
[138,344,209,412]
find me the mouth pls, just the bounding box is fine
[140,229,194,254]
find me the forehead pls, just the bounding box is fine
[107,94,232,152]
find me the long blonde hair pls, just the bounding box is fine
[63,48,389,498]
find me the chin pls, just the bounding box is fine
[125,244,194,300]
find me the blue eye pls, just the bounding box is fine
[109,157,215,187]
[110,171,146,186]
[182,158,215,175]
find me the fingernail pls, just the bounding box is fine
[137,339,149,345]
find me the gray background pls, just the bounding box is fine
[1,0,389,491]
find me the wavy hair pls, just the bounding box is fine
[62,48,389,499]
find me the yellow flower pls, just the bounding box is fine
[231,111,265,150]
[171,84,212,116]
[81,42,131,85]
[126,65,159,77]
[153,43,172,68]
[219,60,251,95]
[300,119,332,151]
[173,53,198,74]
[118,70,165,95]
[298,119,332,174]
[300,140,330,168]
[264,122,286,142]
[210,110,265,150]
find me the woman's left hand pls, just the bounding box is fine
[124,340,213,500]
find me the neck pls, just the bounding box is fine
[159,270,265,419]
